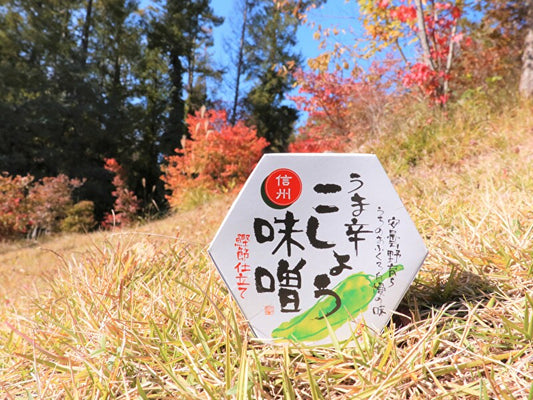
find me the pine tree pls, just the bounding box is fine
[148,0,222,157]
[241,0,301,152]
[0,0,99,177]
[0,0,150,217]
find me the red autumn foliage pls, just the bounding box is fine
[162,108,268,208]
[102,158,140,228]
[0,173,33,239]
[289,66,394,153]
[402,63,451,104]
[27,174,84,233]
[0,173,85,239]
[390,4,417,23]
[364,0,466,104]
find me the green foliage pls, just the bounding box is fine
[148,0,223,156]
[0,0,147,218]
[60,200,97,233]
[0,0,224,220]
[245,69,299,152]
[241,0,301,152]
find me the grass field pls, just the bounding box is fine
[0,97,532,399]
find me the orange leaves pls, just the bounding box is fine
[162,108,269,208]
[290,68,392,153]
[307,53,331,72]
[402,63,450,104]
[289,131,352,153]
[359,0,406,46]
[273,0,321,21]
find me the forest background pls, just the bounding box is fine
[1,0,532,239]
[1,0,533,397]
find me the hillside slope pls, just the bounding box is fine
[0,195,233,306]
[0,99,532,398]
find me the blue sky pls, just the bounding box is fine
[211,0,357,67]
[209,0,360,101]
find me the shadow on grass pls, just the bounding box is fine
[391,268,498,329]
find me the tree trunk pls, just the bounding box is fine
[231,0,250,126]
[519,2,533,98]
[161,50,185,155]
[81,0,93,66]
[414,0,435,71]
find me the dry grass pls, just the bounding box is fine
[0,97,532,399]
[0,196,233,307]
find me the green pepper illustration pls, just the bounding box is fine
[271,265,404,342]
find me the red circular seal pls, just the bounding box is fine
[263,168,302,208]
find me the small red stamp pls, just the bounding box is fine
[264,305,275,316]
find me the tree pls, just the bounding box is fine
[0,0,149,218]
[451,1,528,96]
[245,69,299,152]
[148,0,222,157]
[92,0,142,157]
[229,0,251,125]
[0,0,165,220]
[102,158,140,228]
[130,46,171,212]
[162,107,268,208]
[241,0,302,152]
[520,1,533,97]
[356,0,465,104]
[289,65,394,152]
[0,0,86,177]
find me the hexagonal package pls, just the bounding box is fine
[208,154,427,344]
